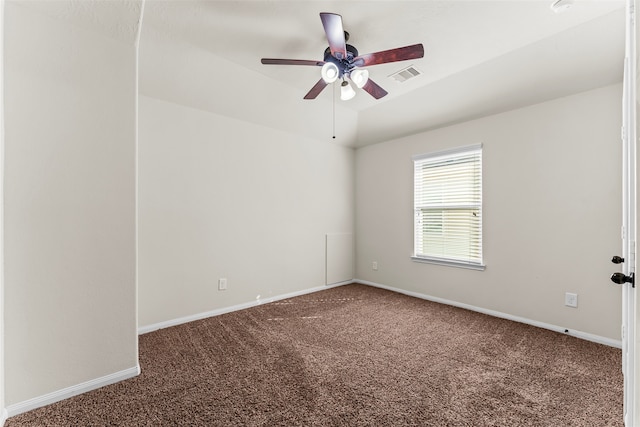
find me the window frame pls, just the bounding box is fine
[411,144,485,270]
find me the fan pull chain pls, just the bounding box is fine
[332,82,336,139]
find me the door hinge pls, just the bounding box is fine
[622,125,626,142]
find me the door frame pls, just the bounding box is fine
[622,1,637,425]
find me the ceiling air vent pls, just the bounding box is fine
[389,65,422,83]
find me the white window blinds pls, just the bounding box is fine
[413,144,483,268]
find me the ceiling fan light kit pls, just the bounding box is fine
[340,80,356,101]
[261,12,424,101]
[321,62,339,83]
[350,69,369,89]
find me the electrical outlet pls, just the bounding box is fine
[565,292,578,308]
[372,261,378,271]
[218,278,227,291]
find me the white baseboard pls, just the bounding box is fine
[356,279,622,349]
[1,408,7,426]
[5,365,140,418]
[138,281,351,335]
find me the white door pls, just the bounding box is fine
[619,2,637,425]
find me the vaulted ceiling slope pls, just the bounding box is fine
[15,0,625,148]
[358,8,625,145]
[141,0,625,148]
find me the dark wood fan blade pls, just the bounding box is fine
[304,79,329,99]
[353,43,424,67]
[320,13,347,60]
[261,58,325,66]
[361,78,388,99]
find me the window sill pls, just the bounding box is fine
[411,256,486,271]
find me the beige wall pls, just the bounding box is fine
[1,0,5,421]
[355,84,623,341]
[138,95,354,328]
[137,9,356,329]
[3,1,138,406]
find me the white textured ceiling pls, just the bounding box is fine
[144,1,622,108]
[141,0,625,147]
[16,0,626,147]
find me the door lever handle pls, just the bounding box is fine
[612,256,625,264]
[611,272,635,287]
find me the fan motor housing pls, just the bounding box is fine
[323,44,359,77]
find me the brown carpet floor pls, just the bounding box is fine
[6,284,622,426]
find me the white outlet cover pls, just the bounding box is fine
[565,292,578,308]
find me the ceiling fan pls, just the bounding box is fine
[261,12,424,101]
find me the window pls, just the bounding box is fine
[412,144,484,270]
